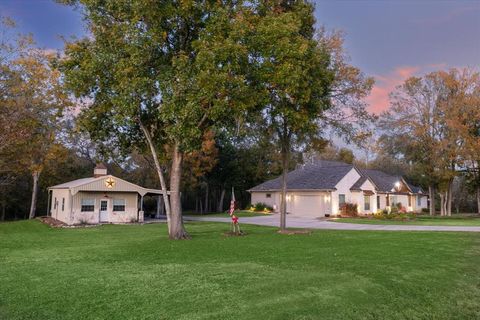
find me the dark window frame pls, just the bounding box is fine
[364,195,370,211]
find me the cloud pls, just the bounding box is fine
[365,63,454,114]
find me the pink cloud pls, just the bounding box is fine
[366,63,462,114]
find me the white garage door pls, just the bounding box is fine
[291,195,326,217]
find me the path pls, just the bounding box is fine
[184,214,480,232]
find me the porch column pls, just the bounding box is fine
[139,195,144,222]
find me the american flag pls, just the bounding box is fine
[229,187,238,224]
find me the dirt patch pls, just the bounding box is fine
[37,216,67,228]
[277,229,312,235]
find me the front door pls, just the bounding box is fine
[100,200,108,222]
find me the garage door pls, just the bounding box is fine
[291,195,326,217]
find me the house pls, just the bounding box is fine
[47,164,167,225]
[248,160,428,217]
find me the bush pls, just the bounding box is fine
[253,203,273,212]
[340,202,358,217]
[422,208,429,213]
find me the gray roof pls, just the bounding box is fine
[359,169,410,193]
[250,160,425,194]
[249,161,353,191]
[350,176,367,191]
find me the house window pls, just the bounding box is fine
[81,199,95,212]
[364,196,370,211]
[377,196,380,209]
[408,195,412,207]
[339,194,346,205]
[61,198,65,211]
[53,197,57,209]
[266,193,271,198]
[417,196,421,206]
[113,199,126,212]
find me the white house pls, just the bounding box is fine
[47,164,166,225]
[248,160,428,217]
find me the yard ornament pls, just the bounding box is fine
[229,187,242,235]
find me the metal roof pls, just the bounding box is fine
[49,175,167,196]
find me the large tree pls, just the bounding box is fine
[61,1,260,239]
[380,68,480,216]
[0,17,70,219]
[248,2,373,230]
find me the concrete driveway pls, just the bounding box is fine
[185,214,480,232]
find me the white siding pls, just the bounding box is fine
[331,168,362,215]
[51,191,139,225]
[50,189,71,222]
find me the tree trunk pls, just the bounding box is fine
[476,186,480,215]
[429,185,435,216]
[1,198,5,221]
[217,188,226,212]
[139,122,172,233]
[280,147,289,231]
[439,193,444,216]
[169,143,189,239]
[204,183,209,213]
[29,170,40,219]
[447,180,453,216]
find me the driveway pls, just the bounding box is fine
[184,214,480,232]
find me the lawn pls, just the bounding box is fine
[184,210,270,218]
[1,220,479,320]
[330,214,480,226]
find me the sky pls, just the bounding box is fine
[1,0,479,114]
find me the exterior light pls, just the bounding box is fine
[286,195,291,201]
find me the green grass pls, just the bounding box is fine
[185,210,269,218]
[331,214,480,226]
[1,220,480,320]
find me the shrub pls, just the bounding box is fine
[253,203,273,212]
[421,208,429,213]
[340,202,358,217]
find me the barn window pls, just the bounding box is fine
[266,193,271,198]
[364,196,370,211]
[339,194,345,205]
[113,199,126,212]
[417,196,421,206]
[377,196,380,209]
[53,197,57,209]
[62,198,65,211]
[81,199,95,212]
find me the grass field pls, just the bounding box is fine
[331,214,480,226]
[1,220,479,320]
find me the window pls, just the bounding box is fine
[408,195,412,207]
[266,193,271,198]
[61,198,65,211]
[339,194,346,205]
[364,196,370,211]
[113,199,125,212]
[377,196,380,209]
[81,199,95,212]
[53,197,57,209]
[100,200,108,211]
[417,196,421,206]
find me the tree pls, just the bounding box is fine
[0,17,71,219]
[380,68,480,216]
[61,1,259,239]
[248,2,373,230]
